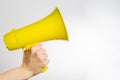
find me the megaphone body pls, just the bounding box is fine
[3,7,68,73]
[4,7,68,50]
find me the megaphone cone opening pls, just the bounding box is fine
[55,7,69,41]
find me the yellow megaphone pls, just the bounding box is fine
[3,7,68,73]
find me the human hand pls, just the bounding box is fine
[21,43,49,77]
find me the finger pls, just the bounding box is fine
[24,49,31,55]
[31,44,42,54]
[43,53,48,58]
[39,53,48,60]
[37,48,46,56]
[39,54,48,62]
[35,49,46,60]
[41,54,49,63]
[42,59,50,67]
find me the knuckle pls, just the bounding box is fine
[39,44,42,48]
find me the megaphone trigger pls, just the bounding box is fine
[41,66,48,73]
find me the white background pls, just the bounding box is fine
[0,0,120,80]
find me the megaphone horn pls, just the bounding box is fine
[4,7,69,50]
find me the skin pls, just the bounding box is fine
[0,43,49,80]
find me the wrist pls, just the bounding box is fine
[19,65,34,79]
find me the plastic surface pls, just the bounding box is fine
[4,7,68,50]
[3,7,68,73]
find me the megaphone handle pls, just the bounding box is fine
[25,43,39,50]
[25,43,48,73]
